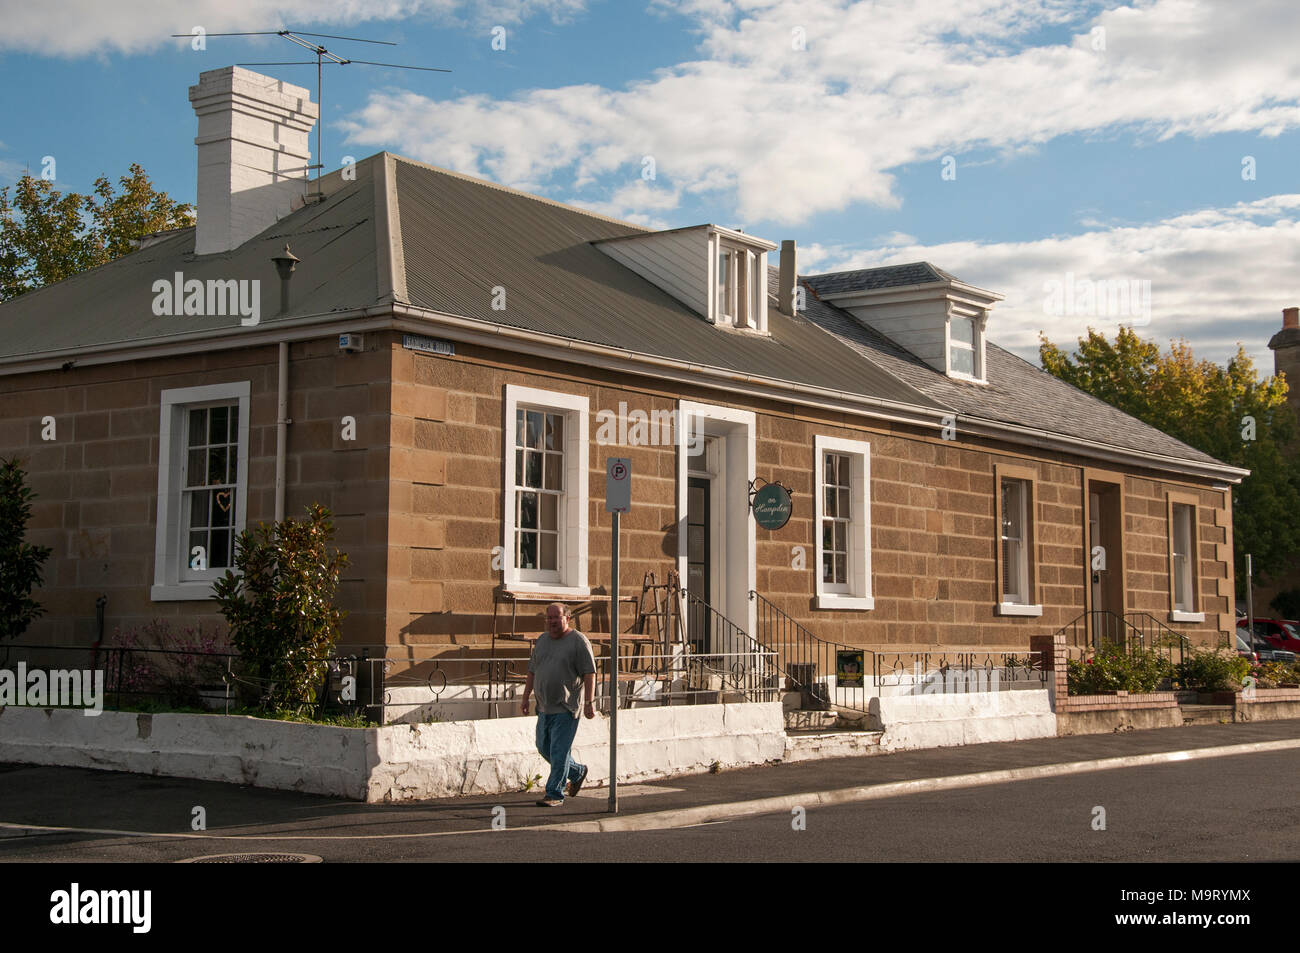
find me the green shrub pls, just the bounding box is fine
[1067,645,1173,695]
[1179,646,1251,692]
[213,503,348,713]
[1249,660,1300,688]
[0,458,53,641]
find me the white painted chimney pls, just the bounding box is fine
[188,66,318,255]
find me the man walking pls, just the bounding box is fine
[521,603,597,807]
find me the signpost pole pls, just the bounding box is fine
[610,510,619,815]
[604,457,630,816]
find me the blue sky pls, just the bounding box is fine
[2,0,1298,372]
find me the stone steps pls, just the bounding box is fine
[1179,704,1234,726]
[783,729,884,762]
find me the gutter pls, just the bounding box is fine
[0,302,1248,485]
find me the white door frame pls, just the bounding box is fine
[676,400,756,645]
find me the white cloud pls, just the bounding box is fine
[335,0,1300,223]
[811,194,1300,373]
[0,0,584,56]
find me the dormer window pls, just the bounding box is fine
[950,317,975,375]
[714,239,760,330]
[592,223,774,334]
[947,311,985,381]
[802,263,1001,383]
[717,248,734,320]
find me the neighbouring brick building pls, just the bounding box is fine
[0,67,1247,670]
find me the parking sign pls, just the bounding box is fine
[605,457,631,513]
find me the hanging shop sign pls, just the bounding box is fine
[749,479,793,530]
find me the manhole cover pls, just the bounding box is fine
[179,852,322,864]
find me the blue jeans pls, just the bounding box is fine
[535,710,585,801]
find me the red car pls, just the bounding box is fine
[1237,618,1300,655]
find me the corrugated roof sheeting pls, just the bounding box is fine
[0,163,380,359]
[393,157,937,407]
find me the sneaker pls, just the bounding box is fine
[535,797,564,807]
[566,765,589,799]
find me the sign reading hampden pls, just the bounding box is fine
[752,482,793,530]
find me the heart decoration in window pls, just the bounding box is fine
[215,490,232,513]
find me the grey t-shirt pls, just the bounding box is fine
[528,629,597,715]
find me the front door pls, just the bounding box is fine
[687,476,711,652]
[1087,482,1124,646]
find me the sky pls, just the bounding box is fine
[1,0,1297,373]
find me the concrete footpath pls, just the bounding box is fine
[2,719,1299,846]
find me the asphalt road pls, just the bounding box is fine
[1,720,1298,863]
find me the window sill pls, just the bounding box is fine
[996,603,1043,617]
[151,583,218,602]
[503,582,592,600]
[815,593,874,611]
[1170,611,1205,624]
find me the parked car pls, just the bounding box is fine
[1238,618,1300,653]
[1236,621,1300,662]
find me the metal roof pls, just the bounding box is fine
[0,161,382,360]
[390,155,937,408]
[0,150,1237,473]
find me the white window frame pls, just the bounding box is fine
[503,385,589,597]
[947,312,986,382]
[1168,496,1204,622]
[151,381,250,602]
[813,435,873,611]
[996,467,1042,616]
[708,232,769,333]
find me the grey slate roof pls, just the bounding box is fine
[804,262,957,296]
[795,270,1227,467]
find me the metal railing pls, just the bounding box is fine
[750,590,874,713]
[378,648,778,724]
[1054,610,1193,690]
[750,592,1047,710]
[1123,612,1192,670]
[681,587,759,657]
[0,642,370,718]
[1055,610,1145,653]
[872,650,1047,694]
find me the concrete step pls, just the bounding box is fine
[784,729,884,762]
[1179,704,1233,726]
[784,709,840,731]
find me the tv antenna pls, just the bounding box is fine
[172,29,450,196]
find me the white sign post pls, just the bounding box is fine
[605,457,630,814]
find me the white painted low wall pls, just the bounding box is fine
[371,703,785,800]
[0,707,373,799]
[0,702,787,802]
[868,690,1056,751]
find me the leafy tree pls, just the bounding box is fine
[0,165,194,301]
[0,458,53,641]
[1040,327,1300,594]
[213,504,349,712]
[1270,589,1300,620]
